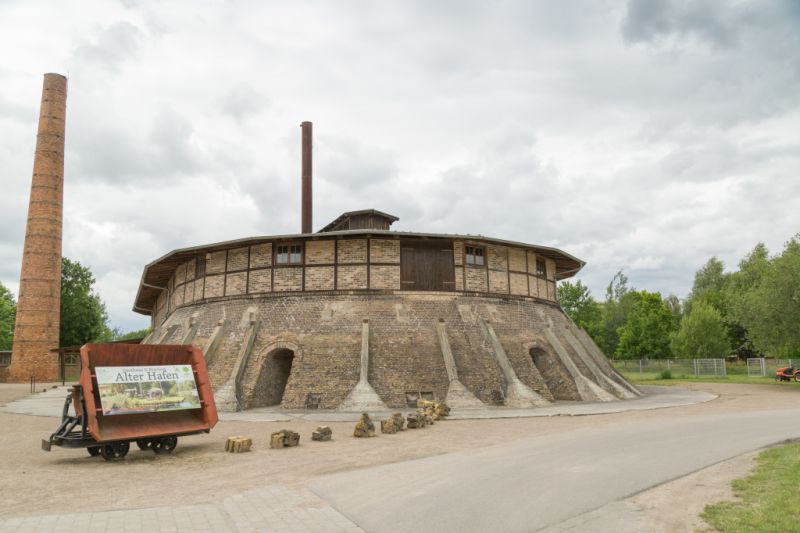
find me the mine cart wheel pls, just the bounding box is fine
[100,442,130,461]
[136,439,152,451]
[152,436,178,454]
[87,446,102,457]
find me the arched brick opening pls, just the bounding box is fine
[259,348,294,407]
[529,344,581,401]
[241,341,301,409]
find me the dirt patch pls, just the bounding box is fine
[0,383,45,405]
[627,450,759,532]
[0,382,795,519]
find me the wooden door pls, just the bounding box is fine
[400,240,455,291]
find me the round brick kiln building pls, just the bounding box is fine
[134,209,639,411]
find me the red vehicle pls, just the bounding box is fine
[775,366,800,382]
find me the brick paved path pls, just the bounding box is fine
[0,484,362,533]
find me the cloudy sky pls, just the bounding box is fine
[1,0,798,332]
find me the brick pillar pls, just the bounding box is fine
[8,73,67,382]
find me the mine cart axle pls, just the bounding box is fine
[42,389,191,461]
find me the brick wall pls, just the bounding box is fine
[305,266,335,291]
[274,267,303,292]
[225,272,247,296]
[150,237,562,328]
[248,269,271,293]
[227,247,249,271]
[369,239,400,263]
[337,265,367,289]
[306,241,335,264]
[337,239,367,263]
[206,251,226,274]
[149,292,609,409]
[369,265,400,289]
[250,244,272,268]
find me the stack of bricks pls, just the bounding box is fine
[225,436,252,453]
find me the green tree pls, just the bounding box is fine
[605,269,630,301]
[597,270,638,355]
[686,256,758,357]
[726,238,800,356]
[557,280,602,337]
[115,327,151,341]
[725,243,772,357]
[60,258,113,347]
[615,291,675,359]
[685,257,727,314]
[663,293,682,329]
[0,282,16,350]
[671,300,729,358]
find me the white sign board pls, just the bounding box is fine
[96,365,200,416]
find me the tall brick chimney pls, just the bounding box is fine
[8,73,68,382]
[301,121,312,234]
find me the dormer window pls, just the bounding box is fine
[465,245,485,266]
[276,243,303,265]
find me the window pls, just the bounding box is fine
[195,255,206,278]
[276,243,303,265]
[465,245,485,266]
[0,352,10,367]
[536,258,546,277]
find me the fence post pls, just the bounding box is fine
[639,359,643,380]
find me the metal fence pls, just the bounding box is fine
[745,358,799,377]
[747,358,766,377]
[694,358,726,377]
[612,359,697,377]
[612,358,799,379]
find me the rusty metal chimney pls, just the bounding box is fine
[9,73,67,382]
[301,121,312,233]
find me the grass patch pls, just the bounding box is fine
[702,443,800,532]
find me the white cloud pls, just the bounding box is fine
[0,0,798,331]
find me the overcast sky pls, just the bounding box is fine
[1,0,798,332]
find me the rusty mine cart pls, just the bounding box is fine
[43,343,218,461]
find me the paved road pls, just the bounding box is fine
[310,407,800,532]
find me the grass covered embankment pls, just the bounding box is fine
[702,443,800,532]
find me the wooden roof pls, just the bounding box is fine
[318,209,400,232]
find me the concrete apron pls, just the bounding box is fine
[223,386,714,422]
[0,384,715,423]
